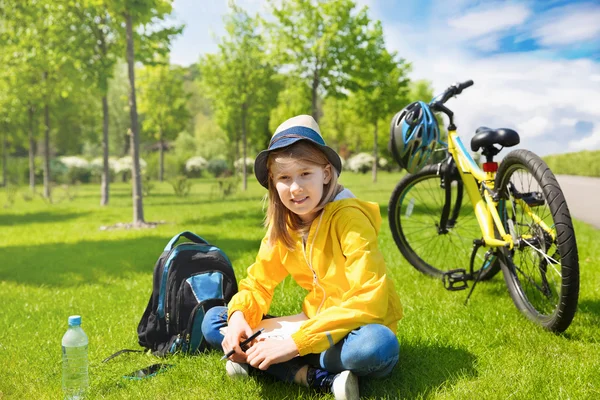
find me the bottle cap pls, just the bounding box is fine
[68,315,82,326]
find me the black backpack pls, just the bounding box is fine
[136,231,238,356]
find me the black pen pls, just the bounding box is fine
[220,328,264,361]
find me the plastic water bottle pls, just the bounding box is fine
[62,315,89,399]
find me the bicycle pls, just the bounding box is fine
[387,80,580,332]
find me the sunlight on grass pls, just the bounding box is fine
[0,173,599,399]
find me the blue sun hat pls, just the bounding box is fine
[254,115,342,188]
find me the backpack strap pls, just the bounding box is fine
[164,231,209,252]
[102,348,144,363]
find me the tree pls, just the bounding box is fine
[268,77,312,135]
[7,1,92,198]
[199,5,279,190]
[70,1,123,206]
[106,0,182,225]
[351,35,411,182]
[266,0,376,122]
[138,64,190,181]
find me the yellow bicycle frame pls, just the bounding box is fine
[445,129,514,249]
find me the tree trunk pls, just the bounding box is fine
[241,105,247,191]
[159,135,164,182]
[1,129,7,188]
[101,94,110,206]
[43,100,51,200]
[372,121,378,183]
[28,106,35,192]
[311,69,319,123]
[126,12,145,225]
[123,131,130,156]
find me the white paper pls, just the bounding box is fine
[219,313,308,340]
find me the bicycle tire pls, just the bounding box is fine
[495,149,579,332]
[388,164,501,279]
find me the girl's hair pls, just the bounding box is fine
[264,141,342,249]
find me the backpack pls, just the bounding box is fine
[136,231,238,356]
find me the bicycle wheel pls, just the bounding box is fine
[495,149,579,332]
[388,164,501,279]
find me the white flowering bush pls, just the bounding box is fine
[347,153,374,174]
[378,157,391,171]
[91,157,119,171]
[59,156,90,169]
[185,156,208,177]
[57,156,92,183]
[234,157,254,174]
[114,156,147,174]
[89,157,120,183]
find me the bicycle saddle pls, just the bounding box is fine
[471,127,520,152]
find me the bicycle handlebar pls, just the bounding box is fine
[430,80,474,109]
[428,80,474,129]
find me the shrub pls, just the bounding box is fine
[50,159,69,183]
[170,175,192,197]
[57,156,92,184]
[234,157,254,175]
[207,158,229,178]
[114,156,147,181]
[378,157,391,172]
[114,156,147,174]
[347,153,374,174]
[185,156,208,178]
[142,173,154,197]
[215,177,240,198]
[90,157,118,183]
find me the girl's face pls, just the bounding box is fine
[271,158,332,223]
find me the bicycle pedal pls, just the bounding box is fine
[442,269,471,291]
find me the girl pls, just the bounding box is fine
[201,115,403,400]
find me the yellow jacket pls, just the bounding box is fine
[227,197,403,356]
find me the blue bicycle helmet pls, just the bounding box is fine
[389,101,440,173]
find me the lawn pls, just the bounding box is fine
[0,172,598,399]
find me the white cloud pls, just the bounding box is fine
[533,4,600,46]
[568,126,600,151]
[447,3,530,38]
[560,118,578,127]
[378,1,600,156]
[517,116,549,138]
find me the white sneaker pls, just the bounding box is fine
[225,360,249,379]
[331,370,359,400]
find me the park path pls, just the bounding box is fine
[555,175,600,229]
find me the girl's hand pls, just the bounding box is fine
[245,337,299,370]
[222,311,254,363]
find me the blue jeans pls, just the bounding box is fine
[201,306,400,383]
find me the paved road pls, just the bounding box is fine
[555,175,599,229]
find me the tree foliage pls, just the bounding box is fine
[266,0,379,122]
[138,64,190,181]
[199,5,280,190]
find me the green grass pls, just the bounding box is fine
[543,150,600,177]
[0,172,599,399]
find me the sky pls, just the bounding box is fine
[168,0,600,157]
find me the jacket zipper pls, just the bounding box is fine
[303,213,326,314]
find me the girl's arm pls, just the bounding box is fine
[292,208,392,356]
[227,235,289,327]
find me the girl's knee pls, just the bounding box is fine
[201,306,228,349]
[356,325,399,354]
[342,325,400,377]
